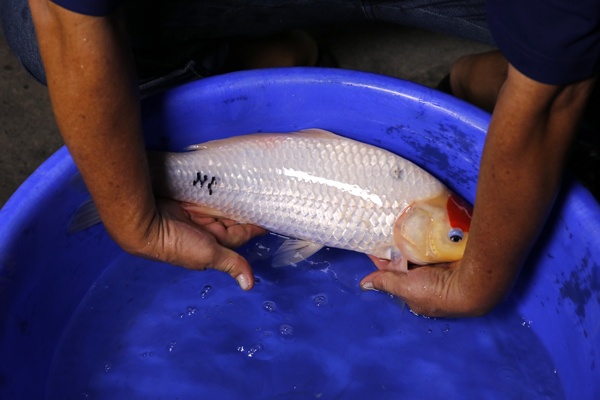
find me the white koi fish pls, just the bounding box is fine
[148,129,472,270]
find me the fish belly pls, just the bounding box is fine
[152,130,445,257]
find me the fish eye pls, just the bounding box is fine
[448,228,464,243]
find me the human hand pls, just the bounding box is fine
[126,199,267,290]
[360,256,492,318]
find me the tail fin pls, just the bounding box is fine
[68,199,101,233]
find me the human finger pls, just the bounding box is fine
[360,269,410,298]
[203,220,268,248]
[206,244,256,291]
[362,265,454,313]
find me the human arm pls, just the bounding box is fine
[29,0,265,288]
[361,62,596,317]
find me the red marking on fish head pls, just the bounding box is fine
[446,193,472,232]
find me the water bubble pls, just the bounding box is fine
[443,325,451,333]
[253,242,271,258]
[409,309,420,317]
[103,363,112,373]
[200,285,213,299]
[246,343,263,358]
[237,343,265,358]
[186,306,198,316]
[312,294,328,307]
[263,301,277,312]
[521,318,533,328]
[168,341,177,352]
[495,366,518,381]
[279,324,294,336]
[256,243,271,252]
[427,329,433,334]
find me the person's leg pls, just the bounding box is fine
[448,50,507,112]
[366,0,492,45]
[136,29,322,98]
[0,0,360,90]
[198,0,493,73]
[1,0,47,84]
[1,0,494,93]
[366,0,501,110]
[123,0,367,83]
[222,30,319,73]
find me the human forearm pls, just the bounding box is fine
[29,1,265,286]
[452,65,596,313]
[30,1,155,250]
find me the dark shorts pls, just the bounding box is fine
[0,0,491,92]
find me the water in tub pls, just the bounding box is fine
[45,231,562,399]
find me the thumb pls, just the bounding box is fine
[210,246,255,291]
[360,269,410,298]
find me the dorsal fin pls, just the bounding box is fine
[181,128,343,152]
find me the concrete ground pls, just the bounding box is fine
[2,22,597,208]
[1,28,62,208]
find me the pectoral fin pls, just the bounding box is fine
[180,202,228,219]
[272,239,324,268]
[389,247,408,272]
[370,245,408,272]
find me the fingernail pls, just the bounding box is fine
[236,274,249,290]
[361,282,375,291]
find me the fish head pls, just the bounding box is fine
[393,192,472,265]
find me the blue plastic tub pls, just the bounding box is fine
[1,68,599,399]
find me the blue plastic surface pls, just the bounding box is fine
[1,68,599,399]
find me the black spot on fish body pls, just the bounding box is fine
[392,166,405,180]
[193,172,208,187]
[207,177,217,195]
[193,171,218,195]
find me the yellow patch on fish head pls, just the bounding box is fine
[393,192,471,265]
